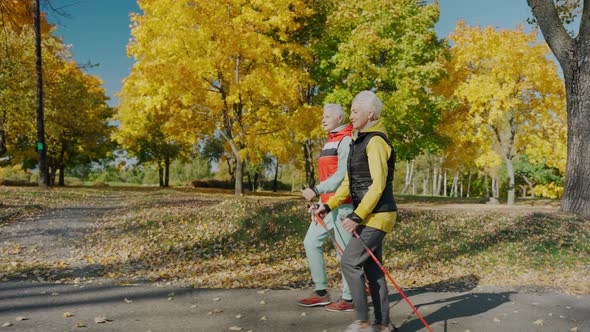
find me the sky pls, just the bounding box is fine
[46,0,536,107]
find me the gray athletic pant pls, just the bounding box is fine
[341,225,389,325]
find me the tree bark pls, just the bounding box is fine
[528,0,590,217]
[273,161,279,192]
[506,158,515,205]
[302,139,315,188]
[467,170,472,198]
[58,164,65,186]
[164,155,170,187]
[402,160,414,194]
[522,175,535,197]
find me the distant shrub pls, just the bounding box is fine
[64,177,84,186]
[190,179,233,189]
[93,180,109,187]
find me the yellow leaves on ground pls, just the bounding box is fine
[72,190,590,294]
[2,188,589,294]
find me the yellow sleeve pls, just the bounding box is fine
[326,172,350,210]
[353,136,391,220]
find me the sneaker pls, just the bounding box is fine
[372,324,395,332]
[325,297,354,312]
[297,291,331,307]
[344,320,372,332]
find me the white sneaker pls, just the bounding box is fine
[343,321,373,332]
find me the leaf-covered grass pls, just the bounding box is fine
[1,187,589,294]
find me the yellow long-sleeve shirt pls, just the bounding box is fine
[326,120,397,233]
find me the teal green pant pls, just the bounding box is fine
[304,204,353,300]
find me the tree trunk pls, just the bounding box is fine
[506,158,515,205]
[467,170,472,198]
[423,163,429,195]
[57,143,66,186]
[520,185,528,198]
[273,161,279,192]
[522,175,535,197]
[452,171,459,197]
[158,162,164,187]
[0,127,6,157]
[528,0,590,217]
[164,155,170,187]
[432,164,437,196]
[303,140,315,188]
[443,169,448,197]
[58,164,65,186]
[34,0,48,189]
[402,160,414,194]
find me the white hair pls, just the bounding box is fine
[323,103,346,123]
[351,91,383,119]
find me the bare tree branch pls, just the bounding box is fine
[527,0,575,67]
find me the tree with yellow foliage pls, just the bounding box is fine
[121,0,312,194]
[440,21,566,205]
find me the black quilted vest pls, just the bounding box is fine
[347,131,397,212]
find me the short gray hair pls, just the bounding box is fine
[351,91,383,119]
[323,103,346,123]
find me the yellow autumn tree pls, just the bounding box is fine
[119,0,312,194]
[43,60,113,186]
[440,21,566,204]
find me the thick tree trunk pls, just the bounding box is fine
[158,164,164,187]
[528,0,590,217]
[561,66,590,216]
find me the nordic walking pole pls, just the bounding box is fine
[351,229,433,332]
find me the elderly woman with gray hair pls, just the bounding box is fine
[316,90,397,332]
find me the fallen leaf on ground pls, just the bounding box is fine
[94,316,111,324]
[570,327,578,332]
[259,300,266,305]
[533,319,544,325]
[493,317,501,322]
[2,322,12,327]
[15,317,28,321]
[235,314,242,319]
[213,297,221,301]
[124,298,133,303]
[75,322,86,328]
[260,316,268,321]
[64,312,73,318]
[300,312,307,317]
[229,326,242,331]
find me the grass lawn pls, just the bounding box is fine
[1,186,589,294]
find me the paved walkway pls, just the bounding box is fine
[1,281,589,331]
